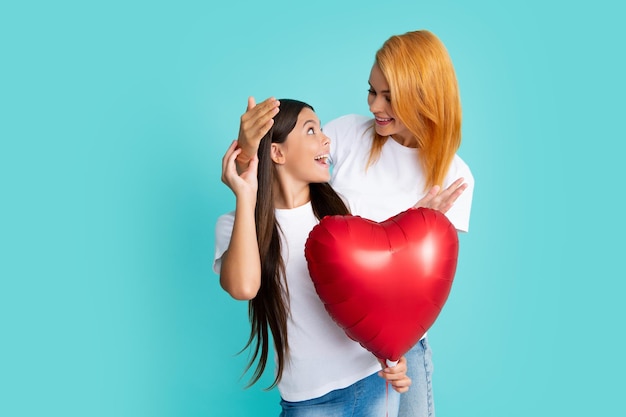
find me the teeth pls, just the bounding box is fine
[314,154,333,165]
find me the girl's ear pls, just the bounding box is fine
[271,143,286,164]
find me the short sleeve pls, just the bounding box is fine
[213,211,235,274]
[443,155,474,233]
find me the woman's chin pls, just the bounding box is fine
[374,125,391,137]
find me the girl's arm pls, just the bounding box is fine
[219,141,262,300]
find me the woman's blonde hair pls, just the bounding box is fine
[369,30,462,190]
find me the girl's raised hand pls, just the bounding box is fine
[221,140,259,200]
[235,96,280,168]
[412,177,467,213]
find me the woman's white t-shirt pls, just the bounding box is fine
[324,114,474,230]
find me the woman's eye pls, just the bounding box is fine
[307,127,315,135]
[367,89,376,95]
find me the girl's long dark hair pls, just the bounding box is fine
[243,99,349,389]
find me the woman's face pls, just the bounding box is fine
[275,108,332,184]
[367,63,415,147]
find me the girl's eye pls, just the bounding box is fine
[307,127,315,135]
[385,96,391,103]
[367,89,376,95]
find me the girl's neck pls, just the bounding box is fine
[273,179,311,210]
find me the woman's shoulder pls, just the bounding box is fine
[452,153,472,169]
[448,154,474,185]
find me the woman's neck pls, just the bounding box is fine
[390,132,419,148]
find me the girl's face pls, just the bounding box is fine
[274,108,332,184]
[367,63,415,147]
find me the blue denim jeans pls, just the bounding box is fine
[279,371,400,417]
[398,336,435,417]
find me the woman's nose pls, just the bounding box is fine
[369,96,383,113]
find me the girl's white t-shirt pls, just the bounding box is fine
[213,202,381,402]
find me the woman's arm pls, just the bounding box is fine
[234,96,280,170]
[412,177,468,214]
[219,141,262,300]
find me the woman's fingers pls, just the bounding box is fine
[436,178,467,212]
[439,177,465,199]
[236,97,279,167]
[412,177,467,213]
[412,185,440,209]
[246,96,256,111]
[240,97,279,138]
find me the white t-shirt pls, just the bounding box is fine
[324,114,474,231]
[213,202,381,402]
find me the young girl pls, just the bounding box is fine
[233,30,474,417]
[214,99,411,416]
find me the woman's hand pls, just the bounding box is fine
[413,177,467,213]
[378,356,412,394]
[221,140,259,201]
[235,96,280,169]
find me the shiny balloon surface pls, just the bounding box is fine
[305,208,459,362]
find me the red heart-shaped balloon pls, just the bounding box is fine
[304,207,459,362]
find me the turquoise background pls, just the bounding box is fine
[1,0,624,416]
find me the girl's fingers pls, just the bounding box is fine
[391,379,412,393]
[380,366,407,378]
[378,358,407,380]
[221,142,242,181]
[245,154,259,177]
[221,140,239,168]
